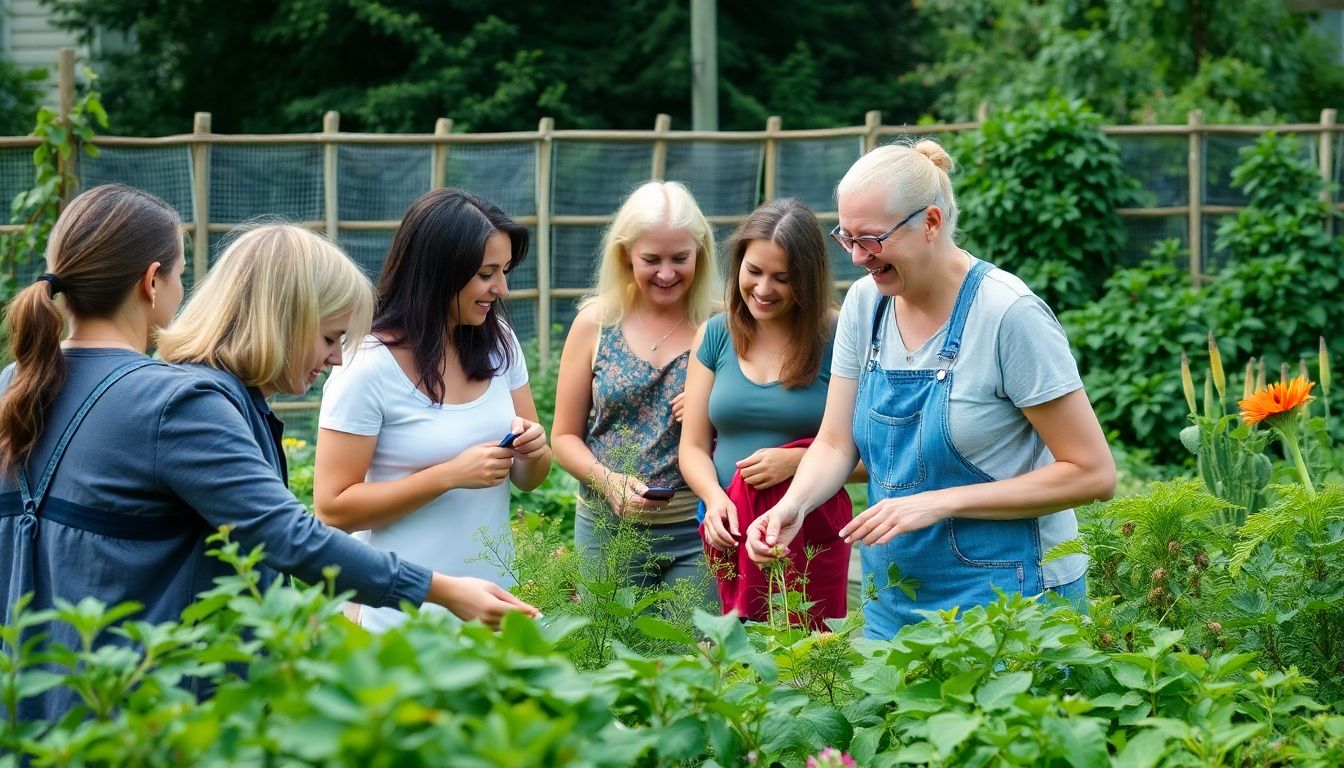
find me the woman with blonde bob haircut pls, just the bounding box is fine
[1,200,535,723]
[159,223,373,397]
[552,180,719,606]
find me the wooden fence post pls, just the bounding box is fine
[322,111,339,241]
[863,110,881,153]
[56,48,76,206]
[1321,108,1337,236]
[536,117,555,370]
[763,115,781,201]
[191,112,212,285]
[651,113,672,180]
[1187,110,1203,286]
[431,118,453,189]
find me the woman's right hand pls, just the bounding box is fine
[429,573,539,629]
[745,502,806,563]
[444,442,515,489]
[600,472,668,517]
[701,494,739,550]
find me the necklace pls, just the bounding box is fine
[635,312,686,352]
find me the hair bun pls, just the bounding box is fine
[914,140,954,173]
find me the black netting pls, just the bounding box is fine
[664,141,763,216]
[775,137,862,211]
[337,145,431,221]
[553,141,653,215]
[79,145,195,221]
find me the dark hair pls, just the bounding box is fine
[726,198,836,389]
[372,187,529,403]
[0,184,182,472]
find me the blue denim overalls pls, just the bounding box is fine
[855,259,1045,639]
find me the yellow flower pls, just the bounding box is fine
[1238,377,1314,426]
[282,437,309,450]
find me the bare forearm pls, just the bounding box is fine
[680,445,727,505]
[778,437,858,517]
[316,465,453,531]
[942,459,1116,520]
[510,447,553,492]
[553,433,608,487]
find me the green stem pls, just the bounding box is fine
[1282,431,1317,496]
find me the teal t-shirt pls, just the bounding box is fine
[697,313,834,488]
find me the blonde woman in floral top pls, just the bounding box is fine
[552,181,719,604]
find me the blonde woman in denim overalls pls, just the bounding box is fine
[744,140,1116,639]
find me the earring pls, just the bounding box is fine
[151,293,157,309]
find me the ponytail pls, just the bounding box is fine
[0,280,68,471]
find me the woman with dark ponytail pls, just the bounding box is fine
[0,185,536,724]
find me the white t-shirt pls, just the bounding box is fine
[319,333,528,632]
[833,264,1088,588]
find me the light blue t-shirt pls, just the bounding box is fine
[833,265,1088,587]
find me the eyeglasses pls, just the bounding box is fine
[830,205,930,256]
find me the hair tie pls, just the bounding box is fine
[37,273,62,295]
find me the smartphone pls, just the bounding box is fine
[498,432,519,448]
[642,486,675,501]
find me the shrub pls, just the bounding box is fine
[953,99,1138,312]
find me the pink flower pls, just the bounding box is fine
[806,747,857,768]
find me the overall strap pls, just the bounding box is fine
[868,295,892,370]
[17,358,162,517]
[935,258,994,366]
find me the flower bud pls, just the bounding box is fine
[1321,336,1332,398]
[1147,586,1166,604]
[1151,567,1168,582]
[1181,352,1197,415]
[1100,633,1114,646]
[1194,551,1210,569]
[1207,621,1222,635]
[1121,521,1135,537]
[1256,357,1266,391]
[1167,540,1181,554]
[1208,332,1225,402]
[1243,357,1255,403]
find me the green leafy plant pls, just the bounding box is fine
[0,70,107,303]
[953,99,1139,312]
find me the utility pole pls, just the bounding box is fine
[691,0,718,130]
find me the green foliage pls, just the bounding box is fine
[954,99,1138,311]
[42,0,932,133]
[0,61,47,136]
[916,0,1344,124]
[0,71,107,302]
[1063,133,1344,462]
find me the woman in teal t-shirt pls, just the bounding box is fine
[681,199,856,621]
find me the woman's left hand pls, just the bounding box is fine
[840,489,955,546]
[736,447,805,490]
[671,391,686,423]
[508,417,549,460]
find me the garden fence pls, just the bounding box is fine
[1,54,1340,434]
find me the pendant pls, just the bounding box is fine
[650,343,659,351]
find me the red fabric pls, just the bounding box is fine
[701,438,852,630]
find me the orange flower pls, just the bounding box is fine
[1238,376,1315,426]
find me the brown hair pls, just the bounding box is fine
[726,199,836,389]
[0,184,182,472]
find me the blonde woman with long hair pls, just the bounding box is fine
[551,181,719,604]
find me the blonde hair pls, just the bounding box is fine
[158,224,374,393]
[837,139,959,240]
[581,180,719,325]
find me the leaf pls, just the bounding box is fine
[634,616,693,645]
[657,716,708,761]
[794,705,852,752]
[975,671,1032,710]
[1114,728,1169,768]
[926,710,981,754]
